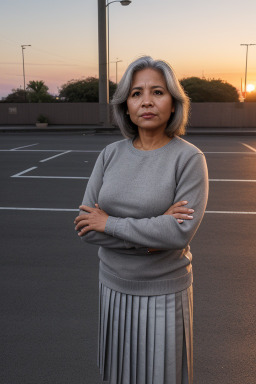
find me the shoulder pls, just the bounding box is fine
[172,136,205,165]
[102,138,130,163]
[105,138,129,152]
[168,136,207,176]
[173,136,203,156]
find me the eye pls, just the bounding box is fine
[154,90,163,95]
[131,91,141,97]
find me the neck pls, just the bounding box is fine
[134,130,172,151]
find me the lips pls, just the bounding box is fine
[141,113,156,118]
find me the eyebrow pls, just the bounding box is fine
[130,85,165,92]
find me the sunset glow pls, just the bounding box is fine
[1,0,256,98]
[246,84,255,93]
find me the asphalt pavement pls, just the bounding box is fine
[0,133,256,384]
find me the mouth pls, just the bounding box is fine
[141,113,156,119]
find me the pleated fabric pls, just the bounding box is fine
[98,282,193,384]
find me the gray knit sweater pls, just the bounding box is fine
[80,136,208,296]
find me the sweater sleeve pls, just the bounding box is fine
[104,153,208,250]
[79,148,143,249]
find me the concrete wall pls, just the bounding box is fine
[1,102,256,127]
[189,102,256,127]
[0,103,100,125]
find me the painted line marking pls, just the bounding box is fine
[11,174,89,179]
[10,143,39,151]
[0,207,255,215]
[204,151,256,154]
[0,149,101,153]
[11,166,38,178]
[209,179,256,182]
[0,149,255,155]
[205,211,256,215]
[0,207,78,212]
[241,143,256,152]
[40,150,71,163]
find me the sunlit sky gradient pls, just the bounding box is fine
[1,0,256,98]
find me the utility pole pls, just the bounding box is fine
[240,43,256,99]
[110,58,122,84]
[21,44,31,100]
[98,0,109,126]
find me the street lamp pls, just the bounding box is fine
[240,43,256,100]
[110,58,123,84]
[106,1,131,91]
[98,0,131,126]
[21,44,31,97]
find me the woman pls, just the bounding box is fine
[74,56,208,384]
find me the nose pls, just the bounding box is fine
[141,93,153,107]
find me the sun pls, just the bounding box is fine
[246,84,255,92]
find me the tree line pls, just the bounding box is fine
[2,76,255,103]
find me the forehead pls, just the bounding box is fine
[131,68,166,87]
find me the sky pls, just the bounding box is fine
[1,0,256,98]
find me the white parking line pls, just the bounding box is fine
[40,150,71,163]
[11,174,89,179]
[209,179,256,182]
[241,143,256,152]
[204,151,256,154]
[15,175,89,179]
[1,149,255,154]
[10,143,39,151]
[0,207,78,211]
[11,167,38,178]
[205,211,256,215]
[0,149,101,153]
[0,207,255,214]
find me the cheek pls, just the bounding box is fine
[127,100,139,115]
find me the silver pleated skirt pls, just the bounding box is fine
[98,282,193,384]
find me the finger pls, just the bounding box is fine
[78,225,91,236]
[79,205,94,213]
[173,207,194,214]
[172,200,188,207]
[79,223,94,235]
[173,213,193,220]
[94,203,100,209]
[74,214,89,224]
[75,220,89,230]
[177,219,184,224]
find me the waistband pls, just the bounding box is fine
[99,264,193,296]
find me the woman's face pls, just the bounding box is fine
[127,68,175,133]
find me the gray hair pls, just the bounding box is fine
[111,56,190,138]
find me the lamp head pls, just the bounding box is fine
[120,1,131,5]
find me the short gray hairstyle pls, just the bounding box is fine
[111,56,190,138]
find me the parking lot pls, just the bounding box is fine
[1,132,256,384]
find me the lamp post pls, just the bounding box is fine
[98,0,131,126]
[21,45,31,98]
[111,58,123,83]
[240,43,256,100]
[106,1,131,86]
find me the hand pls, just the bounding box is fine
[163,200,194,224]
[74,204,109,236]
[148,200,194,253]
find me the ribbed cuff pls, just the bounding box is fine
[104,216,119,236]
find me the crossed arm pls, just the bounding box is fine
[75,201,194,233]
[74,149,208,251]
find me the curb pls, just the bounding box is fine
[0,126,256,135]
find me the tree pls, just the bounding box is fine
[180,77,239,102]
[3,88,28,102]
[59,77,117,102]
[26,80,54,102]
